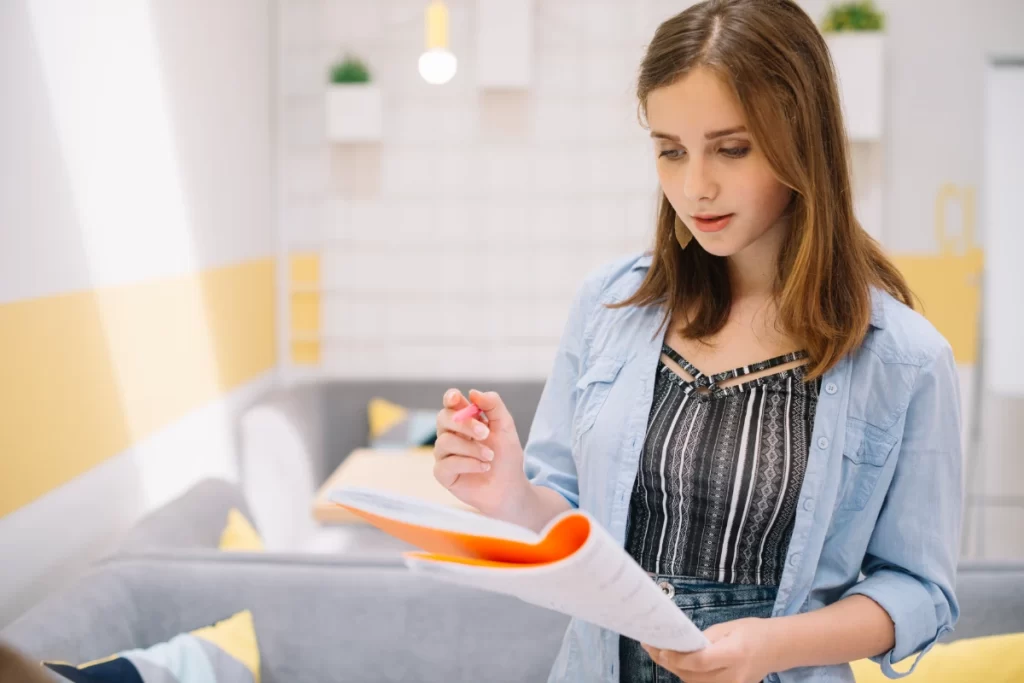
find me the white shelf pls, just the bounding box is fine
[326,84,383,143]
[826,32,885,141]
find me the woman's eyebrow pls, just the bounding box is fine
[649,126,748,142]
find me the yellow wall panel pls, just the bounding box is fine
[290,293,321,334]
[290,340,322,365]
[892,251,983,365]
[289,252,321,366]
[0,258,276,516]
[289,253,320,287]
[890,183,983,365]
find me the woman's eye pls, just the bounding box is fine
[721,146,750,158]
[658,147,749,160]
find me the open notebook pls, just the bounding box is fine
[330,487,709,652]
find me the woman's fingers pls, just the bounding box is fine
[434,455,491,488]
[437,388,490,442]
[443,388,468,410]
[434,431,494,463]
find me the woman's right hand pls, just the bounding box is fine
[433,388,529,516]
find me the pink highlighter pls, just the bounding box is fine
[452,403,482,423]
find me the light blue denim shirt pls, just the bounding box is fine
[523,252,962,683]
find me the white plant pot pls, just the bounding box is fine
[825,32,885,141]
[326,83,382,143]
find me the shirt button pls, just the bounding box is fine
[789,552,801,567]
[825,382,838,395]
[803,497,815,511]
[817,436,829,449]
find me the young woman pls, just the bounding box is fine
[432,1,962,681]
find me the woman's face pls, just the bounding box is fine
[646,67,794,259]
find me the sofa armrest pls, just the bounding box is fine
[946,560,1024,642]
[239,383,332,484]
[112,478,253,555]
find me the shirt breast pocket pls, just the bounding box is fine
[573,356,625,447]
[837,420,898,512]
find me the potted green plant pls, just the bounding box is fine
[821,1,886,141]
[326,54,382,142]
[821,0,884,32]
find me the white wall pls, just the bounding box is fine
[0,0,275,627]
[0,0,275,300]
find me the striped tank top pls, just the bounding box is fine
[624,343,820,586]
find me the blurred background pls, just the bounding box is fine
[1,0,1022,630]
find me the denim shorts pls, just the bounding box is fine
[619,574,778,683]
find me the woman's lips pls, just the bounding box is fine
[692,214,734,232]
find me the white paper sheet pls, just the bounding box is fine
[404,514,709,652]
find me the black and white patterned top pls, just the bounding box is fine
[624,344,820,586]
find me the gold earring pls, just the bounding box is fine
[674,213,693,249]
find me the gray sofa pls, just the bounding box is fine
[4,476,1024,682]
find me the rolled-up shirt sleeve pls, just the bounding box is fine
[841,344,963,678]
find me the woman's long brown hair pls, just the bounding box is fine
[614,0,913,380]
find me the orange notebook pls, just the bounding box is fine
[330,487,709,652]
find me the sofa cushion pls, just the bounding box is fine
[944,561,1024,641]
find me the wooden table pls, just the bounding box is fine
[313,447,477,524]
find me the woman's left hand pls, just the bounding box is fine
[642,617,778,683]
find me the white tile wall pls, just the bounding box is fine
[277,0,665,380]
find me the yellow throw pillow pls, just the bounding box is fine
[218,508,264,552]
[368,397,408,440]
[851,631,1024,682]
[367,397,437,450]
[191,610,261,681]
